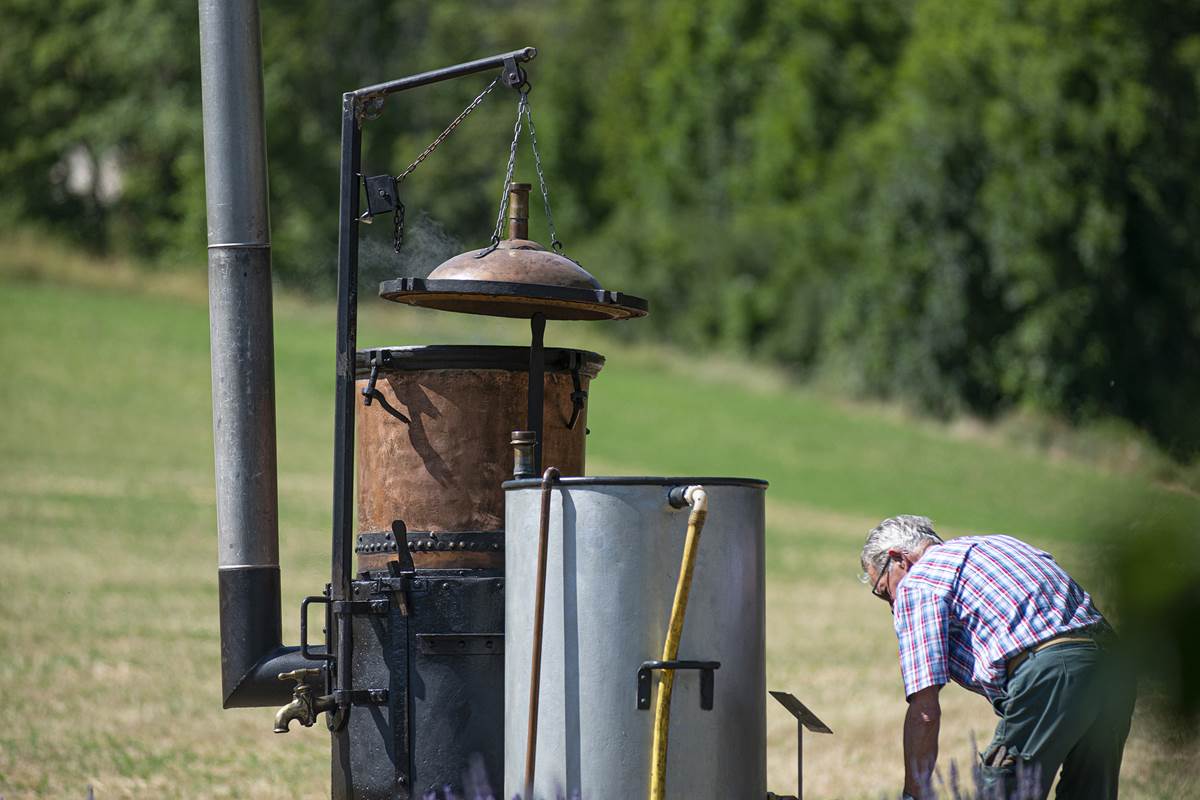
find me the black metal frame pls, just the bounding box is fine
[331,43,536,661]
[327,48,538,792]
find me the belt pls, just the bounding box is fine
[1005,633,1095,677]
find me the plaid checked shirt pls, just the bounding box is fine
[892,535,1105,703]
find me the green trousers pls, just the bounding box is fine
[979,640,1136,800]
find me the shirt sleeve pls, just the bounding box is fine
[893,584,950,700]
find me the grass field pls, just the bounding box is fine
[1,240,1197,798]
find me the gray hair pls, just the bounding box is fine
[859,515,943,580]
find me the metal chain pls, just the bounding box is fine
[396,77,500,185]
[392,201,405,254]
[387,76,499,252]
[478,90,527,257]
[521,94,563,253]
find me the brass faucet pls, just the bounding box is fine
[274,668,334,733]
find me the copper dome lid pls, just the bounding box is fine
[379,184,647,321]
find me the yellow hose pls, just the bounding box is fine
[649,485,708,800]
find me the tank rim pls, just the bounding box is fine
[355,344,604,378]
[502,476,768,490]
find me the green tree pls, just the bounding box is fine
[0,0,203,257]
[819,0,1200,453]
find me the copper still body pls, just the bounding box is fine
[355,345,603,572]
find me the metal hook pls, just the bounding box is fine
[475,236,501,259]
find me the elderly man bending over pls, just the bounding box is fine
[860,516,1135,799]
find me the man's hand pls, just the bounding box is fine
[902,685,942,798]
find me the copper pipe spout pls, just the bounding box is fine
[508,183,531,241]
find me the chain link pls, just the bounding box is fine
[521,95,562,253]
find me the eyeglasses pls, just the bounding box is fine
[869,558,894,603]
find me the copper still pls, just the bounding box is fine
[354,345,603,571]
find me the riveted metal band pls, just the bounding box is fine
[355,530,505,555]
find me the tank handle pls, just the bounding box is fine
[565,351,587,430]
[360,350,410,423]
[636,660,720,710]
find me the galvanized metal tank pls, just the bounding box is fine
[503,477,768,800]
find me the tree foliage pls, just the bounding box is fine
[2,0,1198,454]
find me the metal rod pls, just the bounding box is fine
[798,724,804,800]
[528,313,546,473]
[523,466,559,800]
[352,47,536,99]
[330,99,361,798]
[331,93,361,603]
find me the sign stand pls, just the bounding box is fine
[769,690,833,800]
